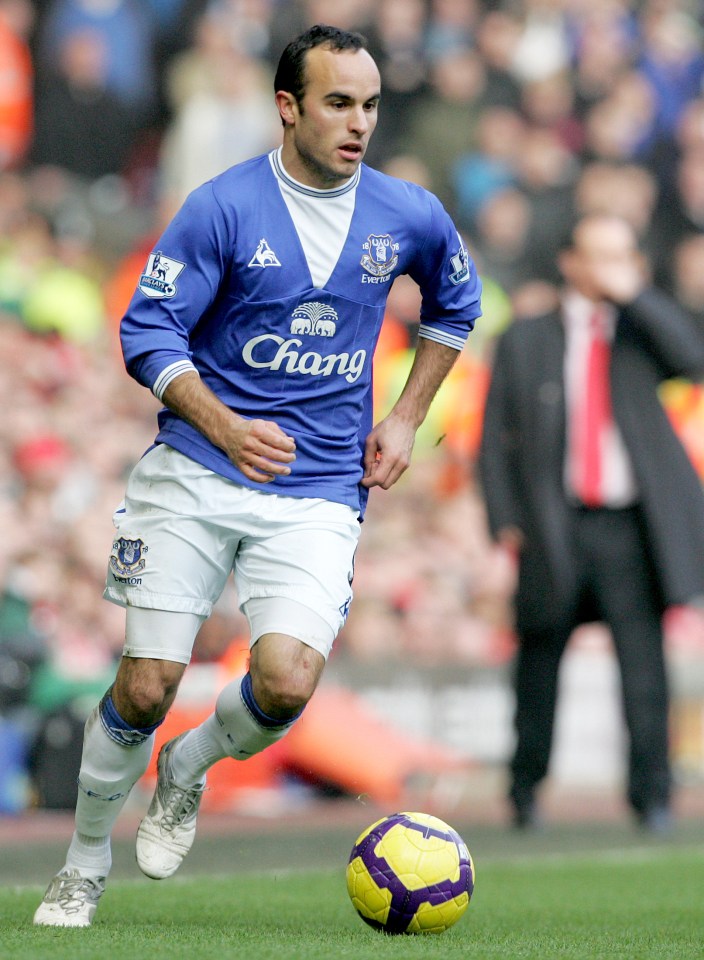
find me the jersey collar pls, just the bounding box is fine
[270,147,360,198]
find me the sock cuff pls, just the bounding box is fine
[239,672,303,730]
[99,688,164,746]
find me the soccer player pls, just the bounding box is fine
[34,24,482,926]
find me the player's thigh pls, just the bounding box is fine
[234,496,360,658]
[104,445,238,623]
[123,607,207,666]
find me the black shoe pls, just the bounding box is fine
[636,805,673,836]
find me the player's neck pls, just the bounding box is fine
[277,144,357,193]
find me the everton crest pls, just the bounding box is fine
[361,234,399,278]
[138,251,185,299]
[110,537,147,578]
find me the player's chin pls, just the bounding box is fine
[336,148,365,169]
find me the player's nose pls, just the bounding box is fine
[348,106,370,135]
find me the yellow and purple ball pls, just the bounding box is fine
[346,811,475,935]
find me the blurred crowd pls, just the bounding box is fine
[2,0,704,806]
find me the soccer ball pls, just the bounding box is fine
[346,811,475,935]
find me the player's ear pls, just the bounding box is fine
[275,90,297,127]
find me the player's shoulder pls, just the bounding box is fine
[359,165,448,242]
[361,164,439,210]
[199,153,273,207]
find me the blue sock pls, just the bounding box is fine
[99,688,164,746]
[240,672,303,729]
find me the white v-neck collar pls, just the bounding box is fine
[269,148,359,289]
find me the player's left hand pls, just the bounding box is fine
[361,415,416,489]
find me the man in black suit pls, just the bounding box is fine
[479,213,704,832]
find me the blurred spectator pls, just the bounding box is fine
[653,144,704,287]
[514,126,579,283]
[471,187,535,293]
[205,0,276,59]
[31,27,138,179]
[511,0,571,84]
[509,278,560,322]
[158,41,278,219]
[424,0,480,62]
[668,145,704,236]
[0,208,105,341]
[637,1,704,143]
[582,69,658,163]
[404,46,487,211]
[0,169,29,234]
[473,9,522,109]
[0,0,34,171]
[671,232,704,328]
[675,95,704,154]
[452,106,524,229]
[570,3,638,113]
[364,0,428,164]
[479,213,704,833]
[381,153,433,193]
[519,70,584,155]
[573,160,660,278]
[36,0,157,119]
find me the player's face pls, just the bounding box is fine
[279,46,381,188]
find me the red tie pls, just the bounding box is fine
[576,308,611,507]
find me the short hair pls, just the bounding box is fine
[274,24,369,105]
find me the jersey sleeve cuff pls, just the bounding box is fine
[418,323,468,351]
[152,360,199,401]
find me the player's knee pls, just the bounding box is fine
[250,652,321,719]
[123,682,170,723]
[249,634,325,719]
[253,667,315,717]
[113,658,184,726]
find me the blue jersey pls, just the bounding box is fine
[120,150,482,515]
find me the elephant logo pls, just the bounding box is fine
[289,302,338,337]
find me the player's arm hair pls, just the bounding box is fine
[388,336,460,428]
[161,371,243,450]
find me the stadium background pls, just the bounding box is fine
[1,0,704,829]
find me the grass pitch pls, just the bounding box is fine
[3,844,703,959]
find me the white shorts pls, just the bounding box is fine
[104,445,361,661]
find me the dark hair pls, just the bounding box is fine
[274,24,369,105]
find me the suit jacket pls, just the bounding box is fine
[479,288,704,635]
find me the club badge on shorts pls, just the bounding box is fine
[110,537,147,582]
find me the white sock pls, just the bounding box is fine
[71,705,154,861]
[169,675,297,786]
[65,832,112,878]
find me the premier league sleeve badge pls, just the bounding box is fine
[138,251,186,299]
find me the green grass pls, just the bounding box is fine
[3,847,704,960]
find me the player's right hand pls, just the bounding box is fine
[225,418,296,483]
